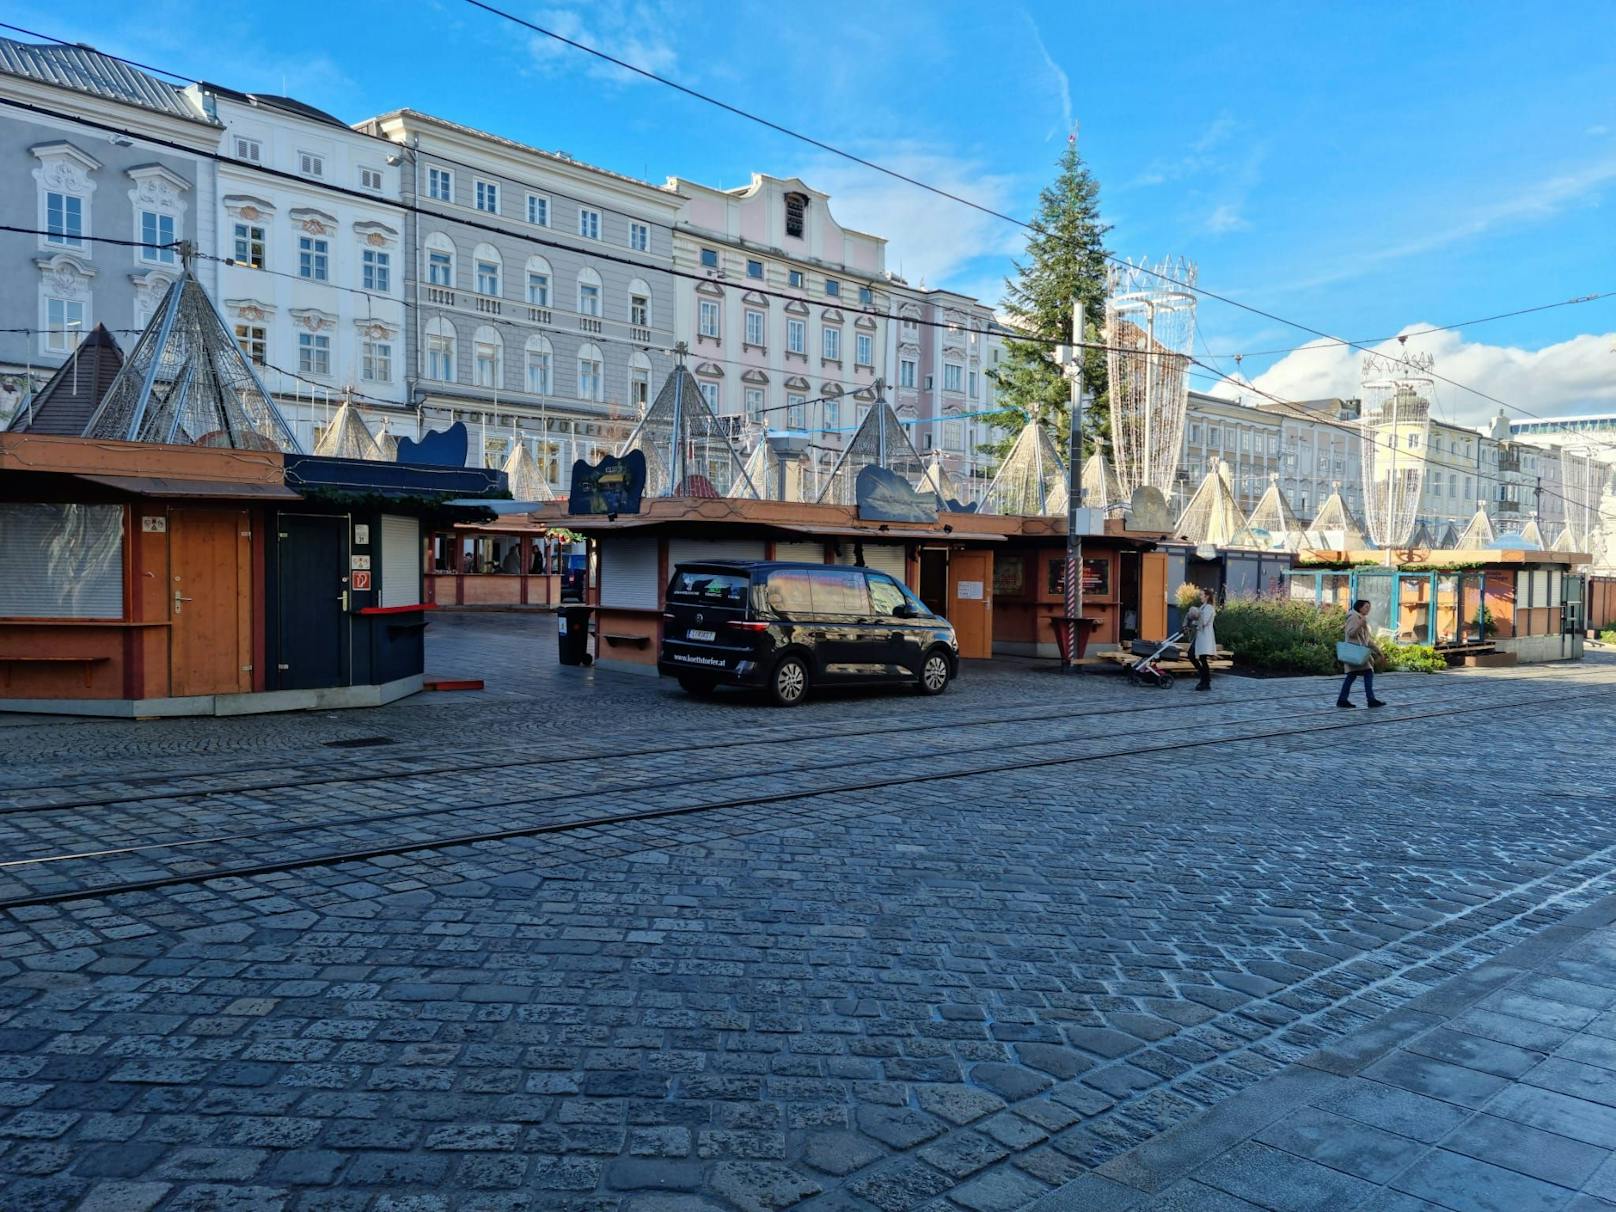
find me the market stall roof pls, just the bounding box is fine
[6,324,124,437]
[72,474,300,499]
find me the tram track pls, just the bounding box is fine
[2,679,1608,913]
[0,664,1584,814]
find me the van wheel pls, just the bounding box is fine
[678,675,716,697]
[918,650,952,695]
[769,656,809,707]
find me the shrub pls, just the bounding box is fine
[1215,597,1346,675]
[1175,582,1204,613]
[1381,643,1447,673]
[1599,628,1616,645]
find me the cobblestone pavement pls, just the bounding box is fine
[1,613,1614,1211]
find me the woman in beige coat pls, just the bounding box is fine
[1337,599,1385,708]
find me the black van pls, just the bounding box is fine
[658,560,959,707]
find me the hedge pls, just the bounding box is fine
[1215,597,1447,675]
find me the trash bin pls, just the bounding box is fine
[557,606,594,666]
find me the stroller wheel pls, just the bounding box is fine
[1157,671,1176,689]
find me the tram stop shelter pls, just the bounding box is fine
[0,433,500,716]
[1284,549,1591,665]
[528,497,1169,674]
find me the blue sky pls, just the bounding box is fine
[10,0,1616,422]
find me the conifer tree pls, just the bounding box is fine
[983,135,1111,461]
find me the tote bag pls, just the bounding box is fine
[1336,641,1372,666]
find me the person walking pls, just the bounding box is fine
[1337,598,1385,708]
[1190,587,1216,691]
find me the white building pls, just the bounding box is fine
[187,84,408,451]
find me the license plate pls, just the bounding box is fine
[687,628,716,642]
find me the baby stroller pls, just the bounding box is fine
[1127,632,1184,688]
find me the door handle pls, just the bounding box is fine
[173,592,192,613]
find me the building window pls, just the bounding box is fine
[474,338,500,388]
[45,298,84,354]
[527,194,549,225]
[968,369,978,396]
[476,260,500,296]
[527,271,550,306]
[824,278,840,298]
[1208,426,1220,446]
[234,136,261,162]
[630,294,650,327]
[234,323,266,364]
[746,259,764,280]
[526,346,552,394]
[899,359,916,389]
[631,362,650,409]
[578,283,601,316]
[787,318,805,354]
[475,179,499,213]
[428,249,452,286]
[823,327,840,361]
[428,167,453,201]
[789,269,804,289]
[700,382,719,412]
[699,299,720,338]
[858,285,873,306]
[299,151,324,178]
[140,211,176,263]
[944,420,963,450]
[787,393,806,429]
[578,208,601,240]
[362,339,392,382]
[360,167,383,191]
[578,353,603,401]
[943,364,962,392]
[428,333,454,380]
[856,333,872,367]
[46,192,83,247]
[1407,433,1419,448]
[298,331,331,375]
[233,222,265,268]
[700,247,719,269]
[825,400,840,429]
[745,387,764,421]
[629,222,649,252]
[362,249,390,292]
[745,309,764,345]
[298,236,328,281]
[784,191,806,238]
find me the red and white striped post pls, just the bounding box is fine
[1059,329,1085,673]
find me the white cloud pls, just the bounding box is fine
[1205,203,1250,234]
[1018,9,1073,140]
[1210,326,1616,425]
[525,2,678,85]
[799,148,1026,294]
[1590,125,1611,137]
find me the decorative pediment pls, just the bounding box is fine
[34,253,96,297]
[225,298,277,322]
[784,375,811,391]
[943,308,967,327]
[822,308,844,324]
[224,194,278,222]
[289,306,339,333]
[31,142,101,195]
[695,280,724,298]
[289,207,338,236]
[694,361,724,378]
[899,303,923,320]
[854,314,878,330]
[353,318,400,340]
[820,383,843,398]
[784,299,809,315]
[853,386,875,402]
[899,341,921,357]
[353,220,400,247]
[126,164,190,219]
[742,290,769,306]
[740,368,769,385]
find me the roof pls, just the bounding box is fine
[198,82,348,128]
[0,38,213,124]
[7,324,124,437]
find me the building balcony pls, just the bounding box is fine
[1497,452,1521,473]
[578,316,603,335]
[475,296,501,316]
[527,306,553,325]
[426,286,455,306]
[630,326,651,344]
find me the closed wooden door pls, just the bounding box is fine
[170,507,252,697]
[1139,551,1168,642]
[947,550,993,659]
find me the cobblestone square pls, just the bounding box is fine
[3,613,1615,1211]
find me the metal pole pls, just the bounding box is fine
[1062,320,1085,674]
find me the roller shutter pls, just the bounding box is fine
[666,538,767,572]
[378,515,421,608]
[841,541,908,583]
[600,536,660,609]
[773,540,826,563]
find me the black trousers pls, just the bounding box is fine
[1191,653,1211,687]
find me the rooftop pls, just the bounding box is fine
[0,37,215,125]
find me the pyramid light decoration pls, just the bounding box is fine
[1435,520,1461,550]
[916,454,963,506]
[1307,483,1367,551]
[1518,515,1545,547]
[312,396,383,460]
[979,412,1066,516]
[1457,503,1496,549]
[372,417,399,461]
[816,395,927,507]
[83,266,301,451]
[1081,450,1122,511]
[617,355,757,499]
[502,440,554,501]
[1176,460,1250,546]
[1359,352,1434,547]
[1407,519,1436,548]
[1106,257,1196,499]
[1246,474,1308,551]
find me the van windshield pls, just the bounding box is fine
[670,570,750,606]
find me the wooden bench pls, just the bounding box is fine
[0,654,111,689]
[602,633,650,649]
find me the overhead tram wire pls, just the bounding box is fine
[460,0,1599,429]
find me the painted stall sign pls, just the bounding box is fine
[569,449,648,516]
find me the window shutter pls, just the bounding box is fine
[0,504,124,618]
[599,537,661,609]
[379,515,421,608]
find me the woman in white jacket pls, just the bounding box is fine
[1190,588,1216,691]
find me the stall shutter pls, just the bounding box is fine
[379,515,421,608]
[666,538,767,571]
[853,542,909,583]
[774,541,826,563]
[600,537,660,609]
[0,503,124,618]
